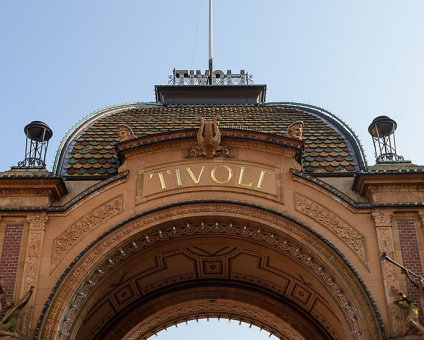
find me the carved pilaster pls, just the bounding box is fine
[373,210,403,336]
[18,214,48,336]
[418,210,424,227]
[372,210,393,227]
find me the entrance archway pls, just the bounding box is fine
[37,202,384,339]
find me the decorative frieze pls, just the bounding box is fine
[53,196,123,265]
[373,208,404,336]
[18,214,48,336]
[295,193,368,267]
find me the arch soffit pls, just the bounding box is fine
[37,201,384,340]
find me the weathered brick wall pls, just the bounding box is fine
[397,218,423,308]
[0,223,24,307]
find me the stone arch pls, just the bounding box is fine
[36,201,384,339]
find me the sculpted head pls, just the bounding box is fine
[118,125,135,142]
[287,121,304,140]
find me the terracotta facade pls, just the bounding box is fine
[1,88,424,339]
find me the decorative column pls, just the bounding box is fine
[372,209,404,336]
[18,214,48,336]
[418,210,424,227]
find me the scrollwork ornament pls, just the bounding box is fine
[295,193,367,267]
[27,214,48,231]
[53,196,123,264]
[17,215,47,336]
[372,210,393,227]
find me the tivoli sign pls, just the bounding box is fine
[138,162,277,198]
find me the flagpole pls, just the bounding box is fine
[208,0,213,85]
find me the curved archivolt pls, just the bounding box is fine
[123,300,300,340]
[38,203,382,340]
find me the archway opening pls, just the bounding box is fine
[151,318,279,340]
[40,204,383,340]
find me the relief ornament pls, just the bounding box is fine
[190,115,231,158]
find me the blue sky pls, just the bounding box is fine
[1,1,423,337]
[1,1,423,172]
[152,319,278,340]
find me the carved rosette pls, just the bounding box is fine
[295,193,368,267]
[373,209,403,336]
[18,214,48,336]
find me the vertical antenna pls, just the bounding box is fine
[208,0,213,85]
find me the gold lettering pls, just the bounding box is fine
[211,165,233,184]
[186,166,205,184]
[175,168,183,186]
[238,166,253,187]
[149,170,171,189]
[256,170,267,189]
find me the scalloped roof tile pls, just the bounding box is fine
[57,104,366,177]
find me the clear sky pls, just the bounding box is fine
[1,1,423,172]
[1,1,423,338]
[151,319,278,340]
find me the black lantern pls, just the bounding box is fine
[368,116,403,163]
[18,121,53,167]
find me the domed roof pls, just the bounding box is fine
[54,102,366,178]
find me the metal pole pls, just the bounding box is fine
[208,0,213,85]
[381,252,422,278]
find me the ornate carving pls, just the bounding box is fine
[295,193,368,267]
[0,275,4,317]
[376,227,404,335]
[287,121,304,140]
[41,204,381,340]
[190,116,231,158]
[372,210,393,227]
[377,228,393,254]
[418,210,424,227]
[53,196,123,265]
[123,136,296,160]
[124,301,303,340]
[17,214,48,336]
[0,286,33,338]
[27,215,48,231]
[118,124,136,142]
[59,221,356,338]
[394,292,424,336]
